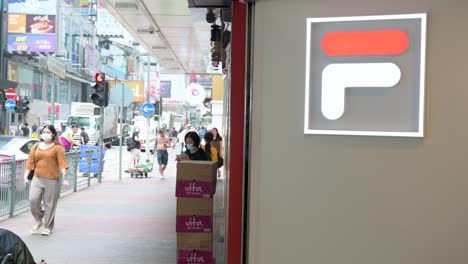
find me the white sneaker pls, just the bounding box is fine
[41,228,53,236]
[160,172,165,179]
[30,222,44,235]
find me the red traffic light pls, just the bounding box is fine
[95,73,105,83]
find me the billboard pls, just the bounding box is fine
[7,34,56,52]
[64,0,90,8]
[110,81,144,103]
[160,80,172,98]
[7,0,57,53]
[8,0,57,15]
[8,14,55,34]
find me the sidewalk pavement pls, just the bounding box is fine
[0,147,226,264]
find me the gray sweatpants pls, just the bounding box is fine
[29,176,60,231]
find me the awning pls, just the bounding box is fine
[65,73,94,85]
[0,79,18,89]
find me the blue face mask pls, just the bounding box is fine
[186,144,195,151]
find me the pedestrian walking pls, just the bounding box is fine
[59,124,79,151]
[10,123,16,136]
[21,122,30,137]
[155,129,170,179]
[128,127,141,169]
[80,127,90,145]
[176,125,189,154]
[23,124,69,236]
[211,127,223,155]
[201,131,218,163]
[212,127,224,176]
[176,131,208,161]
[171,127,178,148]
[31,124,39,139]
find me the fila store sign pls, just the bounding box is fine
[304,14,427,137]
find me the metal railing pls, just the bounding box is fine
[0,150,90,219]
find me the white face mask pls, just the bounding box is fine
[41,133,53,142]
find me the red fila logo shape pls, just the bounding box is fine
[321,30,408,120]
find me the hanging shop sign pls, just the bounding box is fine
[304,13,427,137]
[84,44,99,76]
[149,68,160,104]
[160,80,172,98]
[185,83,206,106]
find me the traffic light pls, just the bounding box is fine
[154,100,161,116]
[91,72,109,107]
[21,97,30,113]
[14,96,21,113]
[0,91,5,110]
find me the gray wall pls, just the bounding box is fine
[249,0,468,263]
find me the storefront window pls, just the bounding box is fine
[46,77,68,104]
[59,79,68,104]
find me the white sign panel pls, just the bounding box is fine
[304,14,427,137]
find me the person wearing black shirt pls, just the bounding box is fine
[176,131,208,161]
[80,127,90,145]
[127,127,141,169]
[21,122,30,137]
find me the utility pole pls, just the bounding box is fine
[118,81,124,181]
[0,0,7,79]
[97,106,104,183]
[1,0,6,134]
[146,56,151,161]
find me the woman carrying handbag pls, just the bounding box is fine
[23,125,69,236]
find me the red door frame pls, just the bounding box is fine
[228,2,247,264]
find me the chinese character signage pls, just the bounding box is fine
[149,67,160,103]
[97,8,125,37]
[7,34,56,52]
[84,44,99,76]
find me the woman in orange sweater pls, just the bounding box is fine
[23,125,69,236]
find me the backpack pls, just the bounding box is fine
[126,137,136,151]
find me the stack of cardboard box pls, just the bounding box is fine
[176,160,218,264]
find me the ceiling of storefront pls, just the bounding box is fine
[102,0,219,74]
